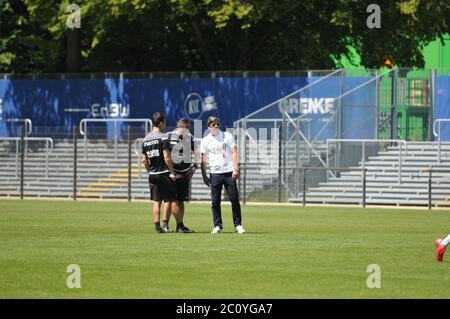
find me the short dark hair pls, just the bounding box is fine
[207,116,220,126]
[177,118,190,128]
[152,112,166,126]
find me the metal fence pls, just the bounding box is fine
[2,68,450,207]
[233,67,450,203]
[3,131,448,209]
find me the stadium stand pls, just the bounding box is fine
[293,142,450,206]
[2,137,450,207]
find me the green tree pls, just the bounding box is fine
[0,0,61,73]
[1,0,449,73]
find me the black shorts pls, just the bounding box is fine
[175,173,190,202]
[149,181,161,202]
[148,173,177,202]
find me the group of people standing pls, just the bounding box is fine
[141,112,245,234]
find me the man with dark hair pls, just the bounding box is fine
[200,116,245,234]
[141,112,192,233]
[163,118,197,230]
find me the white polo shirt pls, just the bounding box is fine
[200,131,236,174]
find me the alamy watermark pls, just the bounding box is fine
[66,264,81,288]
[366,4,381,29]
[66,4,81,30]
[366,264,381,288]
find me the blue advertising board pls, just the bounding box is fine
[0,75,402,140]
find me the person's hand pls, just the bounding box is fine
[203,175,210,187]
[169,172,176,181]
[186,166,196,179]
[232,169,239,181]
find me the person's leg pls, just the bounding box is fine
[436,233,450,261]
[152,200,160,223]
[170,200,183,224]
[176,175,189,220]
[223,173,242,227]
[174,175,194,232]
[210,174,224,229]
[179,201,184,220]
[149,177,163,233]
[441,233,450,248]
[162,201,171,230]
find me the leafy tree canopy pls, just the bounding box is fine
[0,0,449,73]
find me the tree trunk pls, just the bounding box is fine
[66,29,81,72]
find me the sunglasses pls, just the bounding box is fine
[208,123,219,128]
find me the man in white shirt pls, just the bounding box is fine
[200,116,245,234]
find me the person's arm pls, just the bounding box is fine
[141,154,150,173]
[199,138,210,187]
[201,153,210,187]
[162,138,176,181]
[186,136,197,179]
[163,149,176,181]
[227,133,239,180]
[231,145,239,180]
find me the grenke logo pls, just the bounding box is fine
[279,98,334,115]
[91,103,130,117]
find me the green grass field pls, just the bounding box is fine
[1,199,450,298]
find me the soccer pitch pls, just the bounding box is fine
[1,199,450,299]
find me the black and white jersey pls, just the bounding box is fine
[163,131,195,174]
[142,131,169,175]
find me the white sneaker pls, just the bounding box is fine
[211,226,222,234]
[235,225,246,234]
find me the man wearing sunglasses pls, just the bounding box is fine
[200,116,245,234]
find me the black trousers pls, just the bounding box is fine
[210,172,242,228]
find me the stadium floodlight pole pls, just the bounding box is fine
[73,125,77,201]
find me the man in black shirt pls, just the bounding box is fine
[163,118,197,223]
[141,112,193,233]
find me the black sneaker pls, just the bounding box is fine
[176,225,195,233]
[155,227,164,233]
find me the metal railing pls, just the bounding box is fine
[0,118,32,136]
[433,119,450,163]
[0,137,53,177]
[134,138,144,180]
[326,139,407,184]
[0,119,33,156]
[79,118,152,159]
